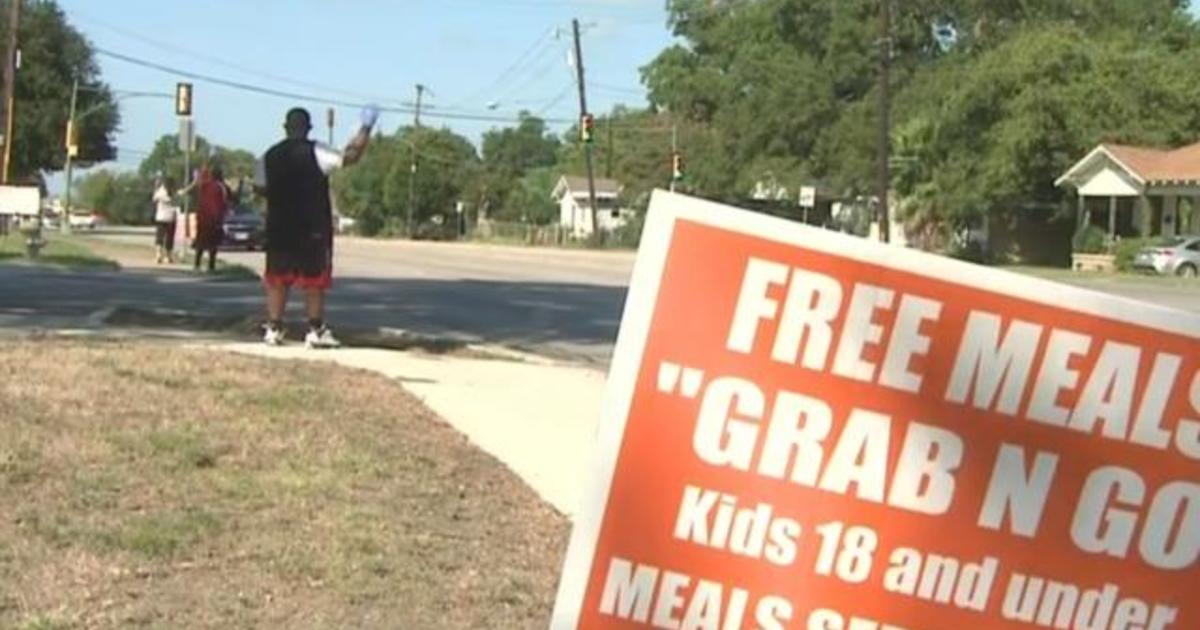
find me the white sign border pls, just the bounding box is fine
[549,190,1200,629]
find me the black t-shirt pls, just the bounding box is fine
[262,138,333,251]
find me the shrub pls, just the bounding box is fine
[1072,224,1108,254]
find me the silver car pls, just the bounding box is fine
[1134,236,1200,277]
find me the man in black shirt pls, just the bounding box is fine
[254,106,377,347]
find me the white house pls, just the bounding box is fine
[552,175,633,238]
[1057,142,1200,239]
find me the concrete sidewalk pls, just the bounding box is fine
[218,343,607,518]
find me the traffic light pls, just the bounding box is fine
[65,118,78,157]
[672,152,684,181]
[175,82,193,117]
[580,113,595,144]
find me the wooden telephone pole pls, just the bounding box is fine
[572,19,599,240]
[1,0,21,183]
[877,0,892,243]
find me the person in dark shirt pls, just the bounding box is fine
[254,106,377,347]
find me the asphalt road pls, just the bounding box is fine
[5,228,635,363]
[4,227,1197,364]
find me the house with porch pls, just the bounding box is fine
[1056,142,1200,242]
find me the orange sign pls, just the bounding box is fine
[552,192,1200,629]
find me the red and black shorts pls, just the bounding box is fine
[264,244,333,290]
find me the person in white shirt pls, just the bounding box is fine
[152,177,181,264]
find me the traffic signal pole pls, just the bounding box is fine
[572,19,599,240]
[62,78,78,234]
[407,83,424,238]
[176,83,194,246]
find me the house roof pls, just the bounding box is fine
[1103,142,1200,183]
[555,175,623,198]
[1057,141,1200,188]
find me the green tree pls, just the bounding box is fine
[333,126,480,237]
[138,134,214,182]
[4,0,119,182]
[501,166,559,224]
[892,23,1200,231]
[73,168,152,225]
[477,113,560,216]
[137,133,258,205]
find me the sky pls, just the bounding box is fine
[52,0,674,190]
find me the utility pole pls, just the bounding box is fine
[1,0,21,183]
[877,0,892,244]
[174,82,195,248]
[572,18,599,241]
[62,78,78,234]
[326,107,335,146]
[606,119,614,179]
[407,83,424,238]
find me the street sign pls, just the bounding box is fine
[799,185,817,209]
[552,191,1200,629]
[178,118,195,152]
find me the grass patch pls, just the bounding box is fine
[0,443,42,485]
[0,232,120,270]
[1006,265,1198,287]
[99,509,223,559]
[211,261,259,281]
[0,340,567,629]
[147,429,221,469]
[17,616,71,630]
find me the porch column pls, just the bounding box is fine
[1076,194,1086,230]
[1164,195,1178,238]
[1138,194,1152,237]
[1108,195,1117,238]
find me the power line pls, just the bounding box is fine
[73,10,406,107]
[94,47,578,126]
[488,39,574,108]
[590,81,645,96]
[445,27,557,110]
[536,81,577,116]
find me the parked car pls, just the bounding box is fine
[222,207,265,250]
[334,212,357,234]
[68,211,103,230]
[1133,236,1200,277]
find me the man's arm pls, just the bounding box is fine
[341,125,372,167]
[252,155,267,197]
[341,106,380,167]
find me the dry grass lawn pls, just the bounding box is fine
[0,340,569,629]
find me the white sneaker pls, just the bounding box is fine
[305,326,341,349]
[263,325,286,347]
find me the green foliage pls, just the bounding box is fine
[332,126,480,236]
[1114,237,1153,272]
[74,130,257,225]
[1072,225,1109,254]
[477,114,560,215]
[74,169,153,225]
[4,1,119,182]
[608,211,646,249]
[500,166,559,224]
[138,134,215,183]
[639,0,1200,246]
